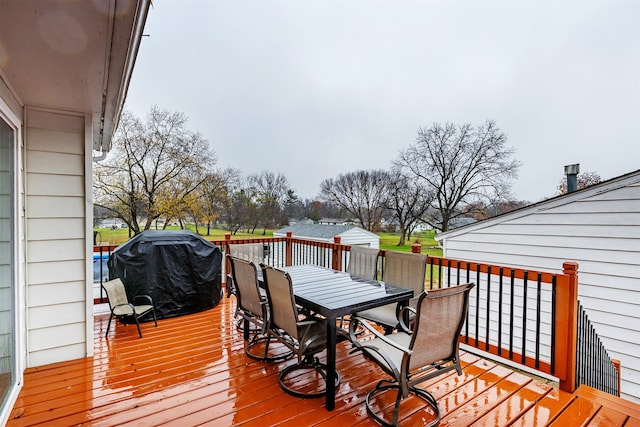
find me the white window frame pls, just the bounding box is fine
[0,96,24,427]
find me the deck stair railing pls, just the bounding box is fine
[576,301,621,396]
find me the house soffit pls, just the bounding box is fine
[0,0,148,152]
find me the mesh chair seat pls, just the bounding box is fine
[355,304,399,330]
[102,278,157,338]
[112,304,154,317]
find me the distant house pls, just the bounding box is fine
[317,218,355,226]
[436,170,640,403]
[274,224,379,249]
[99,218,125,229]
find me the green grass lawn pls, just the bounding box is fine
[94,225,442,257]
[378,230,442,256]
[93,225,273,246]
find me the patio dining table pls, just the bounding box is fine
[279,264,414,411]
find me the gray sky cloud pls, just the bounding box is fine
[125,0,640,203]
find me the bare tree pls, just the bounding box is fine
[395,120,520,232]
[319,170,390,232]
[384,171,433,245]
[93,107,216,234]
[249,171,293,234]
[557,171,602,195]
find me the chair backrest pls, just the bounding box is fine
[228,256,263,316]
[261,265,300,340]
[102,278,129,308]
[347,246,379,280]
[408,283,475,371]
[229,243,264,265]
[382,251,428,304]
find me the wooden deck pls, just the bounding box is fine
[7,295,640,426]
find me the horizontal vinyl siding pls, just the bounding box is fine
[442,179,640,403]
[341,229,379,249]
[27,281,85,307]
[27,239,85,263]
[25,109,87,367]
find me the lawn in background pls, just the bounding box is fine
[378,230,442,256]
[94,226,442,257]
[93,225,273,246]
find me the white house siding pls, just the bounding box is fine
[24,108,89,367]
[340,228,380,249]
[438,174,640,403]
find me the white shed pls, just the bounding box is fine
[274,224,379,249]
[436,170,640,403]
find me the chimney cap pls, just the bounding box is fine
[564,164,580,175]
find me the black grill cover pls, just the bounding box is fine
[108,230,222,320]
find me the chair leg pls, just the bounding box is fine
[151,308,157,327]
[134,316,143,338]
[105,313,114,338]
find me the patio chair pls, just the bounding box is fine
[355,251,428,334]
[340,246,379,332]
[261,264,340,399]
[102,278,157,338]
[349,283,475,427]
[228,256,292,362]
[347,246,379,280]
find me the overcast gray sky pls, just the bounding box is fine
[124,0,640,203]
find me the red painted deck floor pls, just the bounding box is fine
[8,295,640,426]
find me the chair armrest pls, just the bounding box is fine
[133,294,154,305]
[296,319,319,328]
[398,306,417,334]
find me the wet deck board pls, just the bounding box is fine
[7,296,640,426]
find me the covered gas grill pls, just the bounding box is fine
[108,230,223,320]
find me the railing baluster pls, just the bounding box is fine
[551,275,557,375]
[522,271,528,364]
[535,273,542,369]
[485,266,491,351]
[498,268,503,357]
[509,269,515,360]
[475,264,481,348]
[465,263,471,343]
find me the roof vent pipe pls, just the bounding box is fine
[564,163,580,193]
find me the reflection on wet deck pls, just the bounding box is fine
[8,295,640,426]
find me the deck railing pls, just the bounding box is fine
[577,301,621,396]
[93,231,621,395]
[425,255,580,392]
